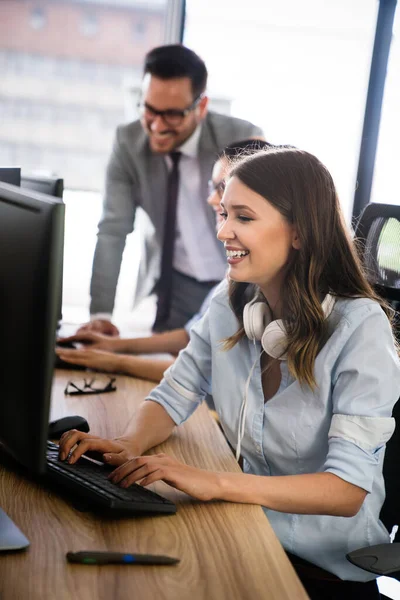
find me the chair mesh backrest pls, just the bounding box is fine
[355,203,400,532]
[356,211,400,290]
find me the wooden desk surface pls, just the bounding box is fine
[0,371,308,600]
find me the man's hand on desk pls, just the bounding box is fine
[77,319,120,337]
[107,454,221,502]
[58,430,140,465]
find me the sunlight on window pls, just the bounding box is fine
[184,0,378,221]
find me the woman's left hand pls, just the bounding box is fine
[106,453,221,502]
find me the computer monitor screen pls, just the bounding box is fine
[21,175,64,199]
[0,182,65,475]
[0,167,21,187]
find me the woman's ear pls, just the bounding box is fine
[292,227,301,250]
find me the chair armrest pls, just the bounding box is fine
[347,543,400,575]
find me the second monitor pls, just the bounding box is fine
[21,174,64,199]
[0,167,21,187]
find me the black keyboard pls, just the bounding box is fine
[46,441,176,516]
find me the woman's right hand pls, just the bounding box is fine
[58,430,140,467]
[58,331,120,352]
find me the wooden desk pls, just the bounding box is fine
[0,371,308,600]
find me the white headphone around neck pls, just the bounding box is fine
[242,293,336,360]
[235,293,336,461]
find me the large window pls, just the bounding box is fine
[0,0,169,190]
[0,0,178,323]
[184,0,377,221]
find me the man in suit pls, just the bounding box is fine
[84,44,263,334]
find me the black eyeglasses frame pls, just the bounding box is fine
[64,376,117,396]
[137,94,204,126]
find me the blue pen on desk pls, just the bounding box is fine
[66,551,180,566]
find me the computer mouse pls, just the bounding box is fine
[346,543,400,575]
[48,415,90,439]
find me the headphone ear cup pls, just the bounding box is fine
[261,320,288,359]
[322,294,335,317]
[243,301,271,341]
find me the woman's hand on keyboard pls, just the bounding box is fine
[58,430,140,465]
[107,454,221,502]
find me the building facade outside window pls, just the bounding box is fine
[30,6,46,30]
[0,0,169,190]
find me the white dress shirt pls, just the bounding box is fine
[165,126,226,282]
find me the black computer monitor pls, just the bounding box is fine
[21,174,64,199]
[0,181,65,549]
[0,167,21,187]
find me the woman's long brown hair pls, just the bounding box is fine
[223,147,393,388]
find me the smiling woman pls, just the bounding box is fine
[218,179,299,300]
[58,146,400,600]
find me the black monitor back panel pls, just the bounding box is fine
[0,167,21,187]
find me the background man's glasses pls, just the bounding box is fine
[64,377,117,396]
[137,95,203,127]
[208,179,226,198]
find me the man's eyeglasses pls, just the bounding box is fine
[208,179,226,199]
[64,377,117,396]
[137,95,203,127]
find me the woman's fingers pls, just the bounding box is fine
[114,463,152,487]
[58,430,96,458]
[109,454,170,486]
[56,348,88,362]
[58,331,96,344]
[108,457,145,484]
[57,348,116,371]
[59,431,120,463]
[69,438,124,464]
[138,469,165,487]
[102,452,128,467]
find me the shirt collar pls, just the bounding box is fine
[176,124,202,158]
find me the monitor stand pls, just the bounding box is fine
[0,507,30,551]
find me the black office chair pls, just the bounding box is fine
[21,174,64,199]
[346,203,400,580]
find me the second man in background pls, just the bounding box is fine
[85,44,263,335]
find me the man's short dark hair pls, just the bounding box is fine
[144,44,207,99]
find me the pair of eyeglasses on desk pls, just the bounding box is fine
[64,377,117,396]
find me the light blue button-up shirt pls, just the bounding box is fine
[146,282,400,581]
